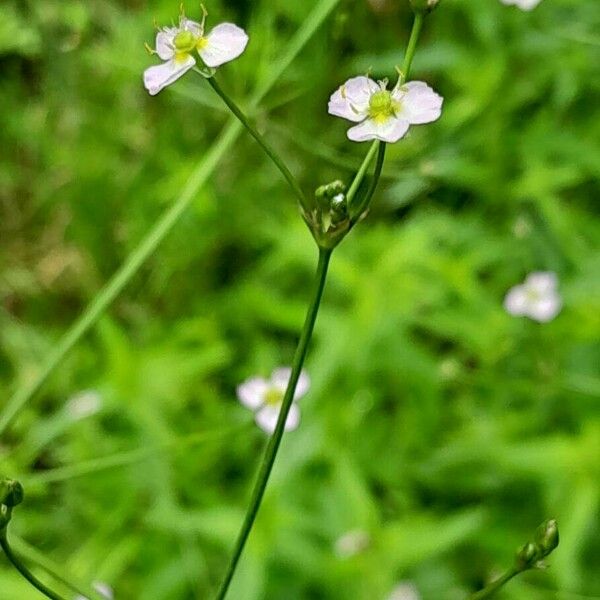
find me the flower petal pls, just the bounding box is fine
[347,116,410,143]
[143,55,195,96]
[527,294,562,322]
[270,368,310,399]
[328,76,378,123]
[237,377,268,410]
[504,285,528,316]
[199,23,249,68]
[394,81,443,125]
[525,271,558,295]
[156,30,176,60]
[181,17,203,37]
[255,403,301,434]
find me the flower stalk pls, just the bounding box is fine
[214,248,332,600]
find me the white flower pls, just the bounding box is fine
[499,0,543,10]
[334,529,371,558]
[143,6,248,96]
[504,272,562,322]
[65,390,102,421]
[236,367,310,434]
[387,582,421,600]
[328,76,442,143]
[75,581,113,600]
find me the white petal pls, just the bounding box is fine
[271,367,292,392]
[387,581,421,600]
[74,581,113,600]
[328,76,377,123]
[143,55,195,96]
[181,17,203,37]
[270,368,310,399]
[347,116,410,143]
[394,81,443,125]
[504,285,528,316]
[525,271,558,295]
[236,377,268,410]
[500,0,543,10]
[199,23,249,68]
[156,30,175,60]
[255,403,300,434]
[527,294,562,322]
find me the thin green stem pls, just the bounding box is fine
[469,568,521,600]
[350,142,387,226]
[215,248,332,600]
[401,12,424,82]
[1,531,66,600]
[0,0,342,436]
[203,74,306,207]
[346,141,380,205]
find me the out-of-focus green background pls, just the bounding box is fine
[1,0,599,598]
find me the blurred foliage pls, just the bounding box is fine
[1,0,599,598]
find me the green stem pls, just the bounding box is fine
[215,248,332,600]
[401,12,424,82]
[350,142,387,226]
[0,0,342,436]
[0,531,66,600]
[346,141,380,205]
[469,568,521,600]
[203,74,307,208]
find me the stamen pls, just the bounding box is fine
[144,42,156,55]
[200,2,208,31]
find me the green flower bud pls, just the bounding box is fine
[515,542,540,570]
[410,0,441,14]
[534,519,559,558]
[0,479,24,508]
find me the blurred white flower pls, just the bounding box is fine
[328,76,442,143]
[237,368,310,434]
[143,5,248,96]
[65,390,102,421]
[75,581,113,600]
[387,581,421,600]
[504,272,562,322]
[499,0,543,10]
[334,529,370,558]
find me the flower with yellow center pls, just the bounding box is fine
[328,76,443,143]
[143,6,249,96]
[237,368,311,434]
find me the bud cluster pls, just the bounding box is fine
[303,180,352,249]
[515,519,559,571]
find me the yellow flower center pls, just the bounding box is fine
[174,30,197,53]
[264,388,283,407]
[368,90,399,124]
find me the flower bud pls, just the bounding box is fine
[305,181,351,249]
[0,504,11,530]
[410,0,441,14]
[0,479,24,508]
[515,542,540,571]
[534,519,559,558]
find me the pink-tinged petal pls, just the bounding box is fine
[156,31,175,60]
[255,403,301,434]
[199,23,249,68]
[328,76,377,123]
[528,294,562,322]
[525,271,558,295]
[347,116,410,143]
[394,81,443,125]
[143,55,195,96]
[236,377,268,410]
[504,285,528,316]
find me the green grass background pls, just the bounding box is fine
[1,0,599,598]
